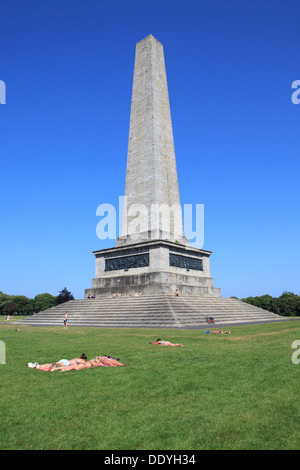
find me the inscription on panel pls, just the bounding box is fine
[169,253,203,271]
[105,253,149,271]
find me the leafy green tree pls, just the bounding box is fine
[269,297,281,315]
[0,291,13,312]
[242,291,300,317]
[241,296,260,307]
[55,287,74,305]
[276,292,300,317]
[2,302,18,314]
[257,294,273,311]
[11,295,34,315]
[33,293,56,312]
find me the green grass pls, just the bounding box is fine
[1,321,300,450]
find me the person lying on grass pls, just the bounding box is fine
[35,353,88,371]
[96,355,126,367]
[59,355,126,372]
[59,358,107,372]
[150,338,183,347]
[32,354,125,372]
[204,330,231,334]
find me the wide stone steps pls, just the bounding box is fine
[15,295,287,328]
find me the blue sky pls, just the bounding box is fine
[0,0,299,300]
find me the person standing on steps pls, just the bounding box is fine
[64,312,68,329]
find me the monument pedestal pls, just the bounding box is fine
[85,240,221,298]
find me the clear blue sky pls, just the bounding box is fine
[0,0,299,300]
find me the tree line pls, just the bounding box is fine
[0,288,74,315]
[240,291,300,317]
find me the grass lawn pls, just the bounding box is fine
[0,320,300,450]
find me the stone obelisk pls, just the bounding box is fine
[86,35,220,298]
[118,35,186,246]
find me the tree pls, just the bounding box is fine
[55,287,74,305]
[241,291,300,317]
[11,295,34,315]
[34,293,56,312]
[276,292,300,317]
[0,291,13,312]
[2,302,18,314]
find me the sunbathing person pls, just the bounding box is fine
[208,330,231,334]
[150,338,183,347]
[36,361,72,371]
[59,358,108,372]
[94,355,126,367]
[50,353,88,371]
[36,353,88,371]
[59,355,126,372]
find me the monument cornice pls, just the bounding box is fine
[92,239,212,257]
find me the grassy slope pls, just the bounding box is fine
[0,320,300,450]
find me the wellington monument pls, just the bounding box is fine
[85,35,220,298]
[19,35,286,327]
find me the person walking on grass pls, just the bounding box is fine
[64,312,68,329]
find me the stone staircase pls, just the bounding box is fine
[15,295,287,328]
